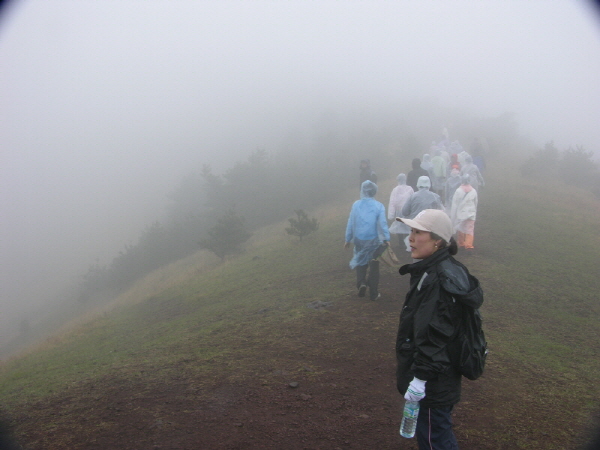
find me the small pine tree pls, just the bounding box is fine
[200,209,252,261]
[561,145,597,188]
[286,209,319,241]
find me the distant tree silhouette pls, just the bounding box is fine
[521,142,599,196]
[520,141,559,177]
[199,209,252,261]
[286,209,319,241]
[561,145,596,188]
[220,148,281,229]
[199,164,226,217]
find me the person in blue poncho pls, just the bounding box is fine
[344,180,390,300]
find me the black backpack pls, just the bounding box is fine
[457,302,488,380]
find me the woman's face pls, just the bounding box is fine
[409,229,441,260]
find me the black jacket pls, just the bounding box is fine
[396,248,483,408]
[406,158,430,191]
[406,168,430,191]
[359,168,377,187]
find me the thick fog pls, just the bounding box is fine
[1,1,600,345]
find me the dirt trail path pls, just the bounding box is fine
[9,258,563,449]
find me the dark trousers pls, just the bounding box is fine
[355,259,379,300]
[416,405,458,450]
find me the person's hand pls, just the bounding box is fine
[344,242,350,250]
[404,377,427,402]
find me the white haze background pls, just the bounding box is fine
[1,0,600,343]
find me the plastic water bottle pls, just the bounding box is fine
[399,400,420,438]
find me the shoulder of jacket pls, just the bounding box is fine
[437,259,470,295]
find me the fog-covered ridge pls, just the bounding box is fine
[1,1,599,346]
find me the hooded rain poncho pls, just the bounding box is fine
[445,169,462,208]
[450,181,478,234]
[388,174,414,234]
[401,177,444,220]
[345,180,390,269]
[460,155,485,191]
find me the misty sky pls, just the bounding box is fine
[1,1,600,339]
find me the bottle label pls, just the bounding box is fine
[403,403,419,419]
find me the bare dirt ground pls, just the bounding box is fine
[4,250,590,449]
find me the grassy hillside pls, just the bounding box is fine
[462,166,600,448]
[1,165,599,449]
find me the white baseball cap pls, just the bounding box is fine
[396,209,453,242]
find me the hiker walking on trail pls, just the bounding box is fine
[430,149,447,197]
[449,152,461,174]
[345,180,390,301]
[359,159,378,187]
[401,176,444,220]
[450,174,478,251]
[397,176,443,253]
[395,209,484,450]
[388,173,414,252]
[460,155,485,191]
[406,158,430,192]
[421,154,434,179]
[444,168,462,210]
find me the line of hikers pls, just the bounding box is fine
[345,138,487,450]
[356,139,484,259]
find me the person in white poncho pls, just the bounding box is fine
[450,174,478,250]
[387,173,414,252]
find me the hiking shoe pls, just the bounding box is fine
[371,293,381,301]
[358,284,367,297]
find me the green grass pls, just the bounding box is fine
[468,165,600,445]
[1,163,599,449]
[0,211,351,406]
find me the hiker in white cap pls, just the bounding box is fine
[395,209,484,450]
[399,176,443,252]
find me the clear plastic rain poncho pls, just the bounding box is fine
[421,153,434,175]
[430,149,447,191]
[450,140,464,154]
[450,174,478,234]
[401,176,444,220]
[460,155,485,191]
[445,168,462,208]
[345,180,390,269]
[457,149,470,167]
[388,174,414,235]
